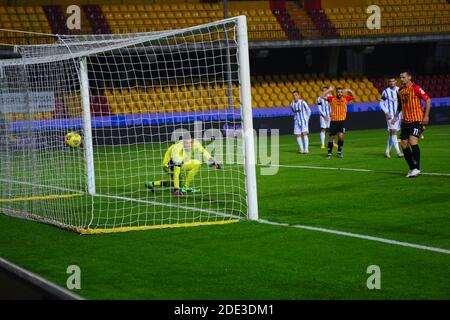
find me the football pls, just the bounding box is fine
[65,131,82,148]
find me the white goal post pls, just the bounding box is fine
[0,16,258,234]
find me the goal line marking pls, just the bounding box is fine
[74,219,240,235]
[258,219,450,255]
[258,164,450,177]
[0,193,83,203]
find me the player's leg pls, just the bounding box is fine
[319,116,326,149]
[302,131,309,154]
[385,119,392,158]
[320,128,326,149]
[337,126,345,158]
[407,123,422,177]
[327,122,336,158]
[391,129,403,157]
[296,134,304,154]
[329,119,337,148]
[399,123,415,177]
[172,165,184,195]
[145,166,173,191]
[181,160,201,192]
[294,122,304,153]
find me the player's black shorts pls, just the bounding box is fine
[400,121,423,140]
[329,121,346,136]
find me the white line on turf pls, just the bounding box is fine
[0,178,83,193]
[95,193,240,219]
[257,164,450,177]
[0,178,239,220]
[258,219,450,255]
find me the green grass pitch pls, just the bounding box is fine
[0,124,449,299]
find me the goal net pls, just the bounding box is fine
[0,16,258,234]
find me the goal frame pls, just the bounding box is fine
[0,15,259,233]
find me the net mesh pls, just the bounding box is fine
[0,18,249,233]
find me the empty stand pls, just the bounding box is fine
[100,1,287,40]
[285,2,322,39]
[371,74,450,98]
[324,0,450,37]
[0,6,52,45]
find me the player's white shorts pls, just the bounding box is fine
[294,121,309,134]
[386,117,401,131]
[320,116,330,129]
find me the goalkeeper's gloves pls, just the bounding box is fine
[208,159,222,169]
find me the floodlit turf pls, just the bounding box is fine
[1,124,450,299]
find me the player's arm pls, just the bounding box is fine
[318,97,330,121]
[170,143,184,190]
[344,88,356,101]
[423,97,431,125]
[303,101,311,119]
[290,102,299,113]
[414,85,431,125]
[195,141,222,169]
[321,85,334,99]
[317,98,325,117]
[379,91,390,116]
[391,92,402,125]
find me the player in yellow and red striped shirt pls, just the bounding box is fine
[391,71,431,178]
[322,85,356,158]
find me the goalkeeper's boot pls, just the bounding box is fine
[321,144,325,149]
[333,143,338,148]
[181,187,200,193]
[145,181,155,192]
[173,189,184,196]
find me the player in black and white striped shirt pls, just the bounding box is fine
[380,77,403,158]
[291,91,311,154]
[318,86,332,149]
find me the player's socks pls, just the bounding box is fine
[320,131,326,146]
[403,147,415,170]
[296,136,304,153]
[303,135,309,153]
[386,136,391,155]
[391,134,401,155]
[327,141,333,155]
[337,140,344,153]
[411,144,420,170]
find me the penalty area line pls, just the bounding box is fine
[258,219,450,255]
[258,164,450,177]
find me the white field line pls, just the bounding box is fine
[0,178,83,194]
[0,179,240,220]
[94,193,241,220]
[257,164,450,177]
[258,219,450,255]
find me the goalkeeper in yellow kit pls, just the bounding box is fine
[145,138,222,196]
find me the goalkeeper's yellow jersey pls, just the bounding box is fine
[163,140,212,168]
